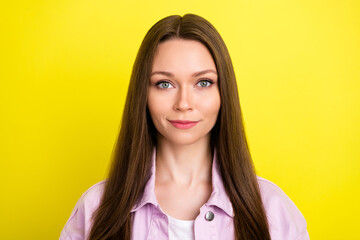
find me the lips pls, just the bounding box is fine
[168,120,199,129]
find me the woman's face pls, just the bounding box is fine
[147,39,221,146]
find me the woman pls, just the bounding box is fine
[60,14,309,240]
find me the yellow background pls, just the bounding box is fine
[1,0,359,239]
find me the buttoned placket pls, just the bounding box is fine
[194,205,219,239]
[144,204,220,240]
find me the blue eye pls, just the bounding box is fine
[197,80,213,88]
[156,81,173,89]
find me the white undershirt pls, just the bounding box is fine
[167,215,195,240]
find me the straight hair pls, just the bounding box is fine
[89,14,271,240]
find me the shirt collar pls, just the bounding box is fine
[131,148,234,217]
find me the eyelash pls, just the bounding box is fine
[155,79,214,89]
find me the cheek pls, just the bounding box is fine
[147,92,171,120]
[147,98,159,120]
[198,92,221,117]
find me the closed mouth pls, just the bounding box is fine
[168,120,200,129]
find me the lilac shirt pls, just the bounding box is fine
[60,150,309,240]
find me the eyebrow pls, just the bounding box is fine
[150,69,217,77]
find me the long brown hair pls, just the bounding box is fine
[89,14,270,240]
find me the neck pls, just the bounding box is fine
[155,136,213,187]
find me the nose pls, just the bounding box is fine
[174,86,193,111]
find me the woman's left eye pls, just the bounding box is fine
[196,80,213,88]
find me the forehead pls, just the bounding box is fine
[152,39,216,74]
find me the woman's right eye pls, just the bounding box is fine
[156,81,174,89]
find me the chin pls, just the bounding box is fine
[165,133,209,146]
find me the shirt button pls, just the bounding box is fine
[205,211,215,221]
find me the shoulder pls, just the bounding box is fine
[80,180,107,206]
[256,176,309,240]
[71,180,107,213]
[60,180,107,240]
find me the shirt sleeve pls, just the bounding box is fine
[257,177,309,240]
[296,230,310,240]
[60,195,86,240]
[59,181,106,240]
